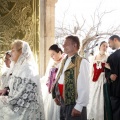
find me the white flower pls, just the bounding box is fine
[10,100,17,105]
[28,93,35,101]
[19,84,23,89]
[22,93,28,99]
[23,78,28,84]
[33,86,37,92]
[26,84,33,91]
[24,102,30,108]
[14,107,19,112]
[17,99,24,106]
[35,103,39,109]
[36,113,40,118]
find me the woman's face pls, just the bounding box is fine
[99,42,108,52]
[11,45,22,62]
[49,50,62,61]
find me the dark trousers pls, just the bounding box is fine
[110,96,120,120]
[60,99,87,120]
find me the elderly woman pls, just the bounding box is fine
[0,40,44,120]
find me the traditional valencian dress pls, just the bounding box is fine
[87,56,107,120]
[52,54,90,120]
[0,41,45,120]
[41,55,64,120]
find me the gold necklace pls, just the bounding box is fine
[99,53,105,56]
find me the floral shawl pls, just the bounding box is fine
[0,41,45,120]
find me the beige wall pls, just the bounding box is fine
[39,0,57,76]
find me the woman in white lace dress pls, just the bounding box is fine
[0,40,45,120]
[87,41,108,120]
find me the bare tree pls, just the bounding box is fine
[55,6,120,56]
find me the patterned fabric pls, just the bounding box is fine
[9,77,39,113]
[53,54,82,105]
[46,67,58,93]
[87,58,107,120]
[64,68,75,105]
[0,65,44,120]
[0,41,44,120]
[41,56,65,120]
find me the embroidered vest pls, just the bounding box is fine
[54,54,82,105]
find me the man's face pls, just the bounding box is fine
[108,39,116,50]
[63,38,75,54]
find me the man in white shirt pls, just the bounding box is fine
[52,35,90,120]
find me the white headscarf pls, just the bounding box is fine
[2,40,45,120]
[9,40,38,76]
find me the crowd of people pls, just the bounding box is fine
[0,34,120,120]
